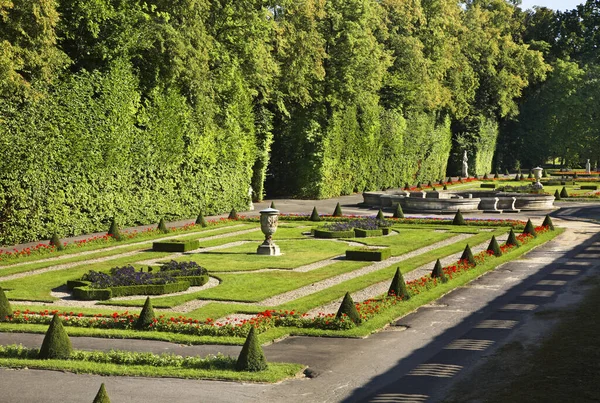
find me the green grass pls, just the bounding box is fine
[354,228,457,255]
[0,356,304,382]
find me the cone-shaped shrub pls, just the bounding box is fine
[270,201,276,209]
[107,218,122,241]
[438,179,444,185]
[228,208,238,220]
[393,203,404,219]
[447,177,453,184]
[236,327,267,372]
[443,184,448,190]
[527,172,533,179]
[494,172,499,179]
[427,181,433,188]
[542,170,548,178]
[431,259,448,283]
[416,181,422,189]
[554,189,561,201]
[93,384,111,403]
[376,209,385,220]
[135,297,155,330]
[506,228,519,247]
[487,235,502,257]
[520,174,525,180]
[474,174,479,179]
[49,233,65,251]
[39,315,72,359]
[560,186,569,198]
[431,186,436,191]
[460,244,476,266]
[309,207,320,222]
[505,168,510,176]
[452,210,466,225]
[195,212,208,227]
[332,202,343,217]
[0,287,12,321]
[404,182,410,190]
[336,292,361,323]
[157,218,168,234]
[542,215,555,230]
[483,173,488,179]
[388,267,410,300]
[523,219,537,237]
[514,174,520,181]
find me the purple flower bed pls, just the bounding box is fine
[324,217,390,232]
[159,260,208,276]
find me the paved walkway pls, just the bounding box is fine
[0,195,597,403]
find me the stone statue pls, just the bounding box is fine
[462,151,468,178]
[586,159,591,174]
[248,186,254,211]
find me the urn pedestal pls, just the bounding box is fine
[257,208,281,256]
[532,167,544,190]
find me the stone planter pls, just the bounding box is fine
[257,208,281,255]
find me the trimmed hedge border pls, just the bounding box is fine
[345,248,391,261]
[313,229,355,239]
[152,240,200,252]
[480,183,496,189]
[354,229,384,238]
[581,185,598,190]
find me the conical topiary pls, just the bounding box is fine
[404,182,410,190]
[439,179,444,185]
[554,189,561,201]
[520,174,525,180]
[235,327,268,372]
[528,172,533,179]
[542,215,555,230]
[228,208,239,220]
[427,180,433,188]
[443,184,448,190]
[332,202,343,217]
[388,267,410,300]
[431,259,448,283]
[157,218,168,234]
[107,218,122,241]
[270,201,276,209]
[514,173,520,181]
[505,168,510,176]
[542,170,548,178]
[494,171,499,179]
[195,211,208,227]
[560,186,569,198]
[93,383,111,403]
[487,235,502,257]
[376,209,385,220]
[49,233,65,251]
[309,206,320,221]
[416,181,422,189]
[393,203,404,219]
[0,287,12,321]
[452,210,466,225]
[135,297,156,330]
[39,315,72,359]
[460,244,476,266]
[506,228,519,247]
[483,173,488,179]
[336,292,361,323]
[447,177,453,184]
[523,219,537,237]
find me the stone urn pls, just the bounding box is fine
[257,208,281,256]
[532,167,544,189]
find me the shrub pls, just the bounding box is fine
[152,239,200,252]
[581,185,598,190]
[376,209,385,220]
[0,287,12,321]
[542,215,555,230]
[527,172,533,179]
[314,229,355,239]
[39,315,72,359]
[332,202,343,217]
[560,186,569,198]
[542,170,548,178]
[494,172,499,179]
[523,219,537,237]
[443,184,448,190]
[157,218,168,234]
[346,248,391,261]
[431,259,448,283]
[393,203,404,219]
[195,211,208,227]
[506,228,519,247]
[49,233,64,251]
[135,297,156,330]
[514,174,520,181]
[487,235,502,257]
[483,173,488,179]
[388,267,410,300]
[505,168,509,175]
[461,244,476,265]
[236,327,267,372]
[270,201,276,209]
[404,182,410,190]
[452,210,466,225]
[554,189,561,200]
[480,183,496,188]
[309,207,320,222]
[93,384,111,403]
[107,218,122,241]
[416,181,422,188]
[228,208,239,220]
[427,180,433,187]
[336,292,361,323]
[520,174,525,180]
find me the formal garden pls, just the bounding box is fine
[0,207,561,383]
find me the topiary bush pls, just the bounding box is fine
[506,228,519,247]
[310,207,320,222]
[0,287,13,321]
[235,327,268,372]
[416,181,422,189]
[107,218,122,241]
[270,201,276,209]
[39,315,73,359]
[388,267,410,300]
[157,218,168,234]
[393,203,404,219]
[554,189,561,201]
[523,219,537,237]
[514,173,520,181]
[487,235,502,257]
[452,210,466,225]
[49,233,65,251]
[560,186,569,198]
[443,184,448,190]
[195,212,208,227]
[332,202,343,217]
[135,297,156,330]
[431,259,448,283]
[93,383,111,403]
[542,215,555,230]
[460,244,476,265]
[376,209,385,220]
[228,208,239,220]
[336,292,361,323]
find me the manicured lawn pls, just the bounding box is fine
[354,228,456,255]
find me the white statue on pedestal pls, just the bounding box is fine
[462,151,469,178]
[586,159,591,174]
[248,186,254,211]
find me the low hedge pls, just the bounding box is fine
[313,229,355,239]
[72,280,192,301]
[354,229,384,237]
[480,183,496,189]
[152,240,200,252]
[345,248,391,261]
[581,185,598,190]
